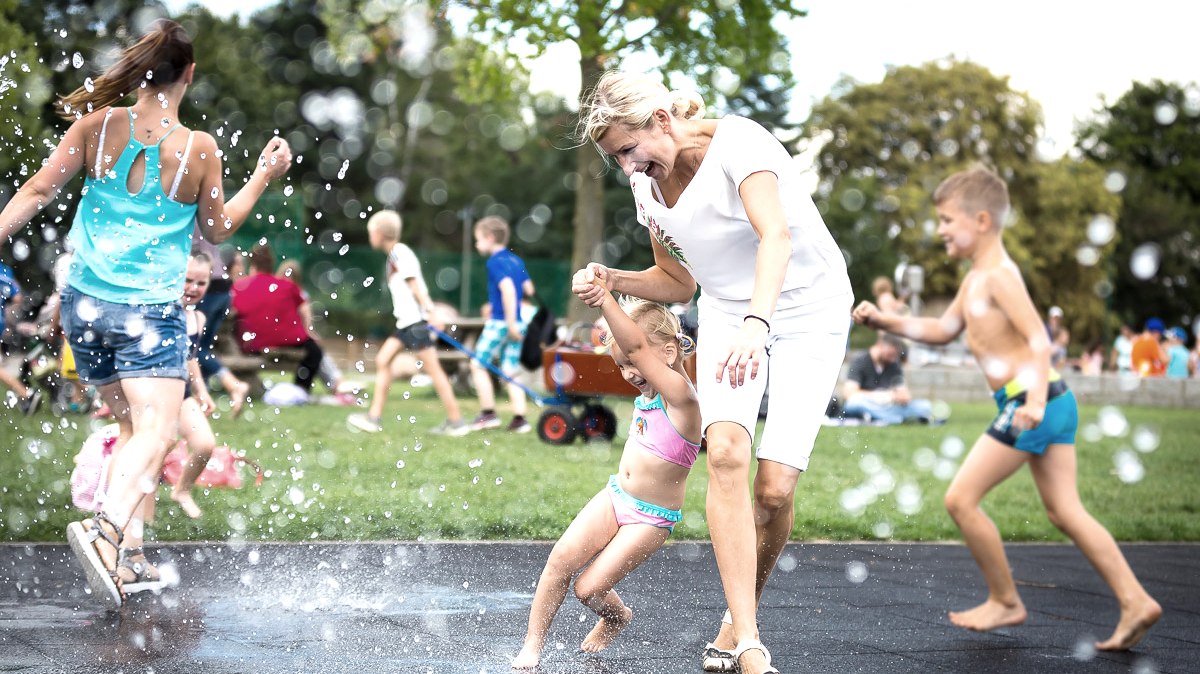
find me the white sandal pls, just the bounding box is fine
[702,609,736,672]
[732,638,780,674]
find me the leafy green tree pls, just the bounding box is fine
[1077,80,1200,329]
[804,59,1118,345]
[458,0,804,319]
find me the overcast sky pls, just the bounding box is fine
[167,0,1197,153]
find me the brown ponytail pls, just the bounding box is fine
[57,19,194,120]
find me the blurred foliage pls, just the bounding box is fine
[1077,80,1200,333]
[802,59,1119,346]
[458,0,805,319]
[1,0,153,306]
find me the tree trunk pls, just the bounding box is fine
[568,56,606,324]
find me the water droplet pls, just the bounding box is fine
[939,436,965,458]
[1131,425,1160,453]
[1153,101,1178,125]
[1097,406,1129,437]
[283,184,294,197]
[396,460,406,469]
[1130,243,1162,280]
[845,561,869,584]
[72,52,84,69]
[83,77,95,93]
[777,554,798,572]
[1072,635,1098,661]
[1103,171,1127,193]
[494,477,503,485]
[337,160,349,180]
[1114,450,1145,484]
[468,458,483,468]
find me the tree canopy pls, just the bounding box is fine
[802,59,1119,345]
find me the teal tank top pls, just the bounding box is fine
[67,108,198,304]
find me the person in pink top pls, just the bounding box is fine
[231,242,331,394]
[512,289,701,669]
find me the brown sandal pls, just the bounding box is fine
[66,512,125,608]
[117,546,167,594]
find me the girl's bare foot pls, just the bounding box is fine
[1096,597,1162,651]
[948,598,1027,631]
[580,606,632,653]
[230,381,250,418]
[510,644,541,669]
[170,489,203,519]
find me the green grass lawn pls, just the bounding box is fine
[3,383,1198,543]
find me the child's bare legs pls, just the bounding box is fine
[469,360,496,411]
[513,492,616,668]
[217,369,249,417]
[415,345,462,423]
[576,522,669,653]
[366,337,403,421]
[504,375,528,418]
[92,378,183,569]
[1030,443,1161,650]
[170,397,217,519]
[0,367,31,399]
[943,435,1031,631]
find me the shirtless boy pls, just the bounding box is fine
[852,165,1160,651]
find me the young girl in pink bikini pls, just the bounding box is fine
[512,290,701,669]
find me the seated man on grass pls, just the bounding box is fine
[841,333,934,425]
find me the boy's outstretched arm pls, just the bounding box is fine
[852,289,966,345]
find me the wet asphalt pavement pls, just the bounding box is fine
[1,541,1195,673]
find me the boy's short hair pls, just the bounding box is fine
[933,165,1010,229]
[474,216,510,246]
[367,210,402,240]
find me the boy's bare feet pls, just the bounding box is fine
[580,605,632,653]
[948,598,1027,631]
[510,644,541,669]
[1096,597,1162,651]
[170,489,203,519]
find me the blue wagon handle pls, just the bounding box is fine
[428,325,566,408]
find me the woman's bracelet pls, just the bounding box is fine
[744,314,770,331]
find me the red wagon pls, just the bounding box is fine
[536,345,696,445]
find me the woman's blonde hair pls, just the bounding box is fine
[601,298,696,356]
[576,71,706,153]
[57,19,194,120]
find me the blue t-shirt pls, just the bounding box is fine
[1166,344,1190,378]
[0,262,21,335]
[485,249,529,321]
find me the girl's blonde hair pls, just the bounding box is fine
[601,298,696,356]
[58,19,194,120]
[576,71,706,154]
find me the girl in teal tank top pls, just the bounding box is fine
[0,19,293,609]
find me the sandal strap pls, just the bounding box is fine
[91,512,124,549]
[732,639,772,664]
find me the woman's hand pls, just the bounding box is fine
[715,318,769,388]
[256,137,293,183]
[572,263,611,308]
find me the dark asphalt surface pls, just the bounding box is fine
[1,541,1194,673]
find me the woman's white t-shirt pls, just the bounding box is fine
[386,242,427,329]
[630,115,850,313]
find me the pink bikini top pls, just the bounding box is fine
[628,394,701,469]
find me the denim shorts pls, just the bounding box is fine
[59,286,189,386]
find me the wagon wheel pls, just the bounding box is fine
[537,407,578,445]
[579,403,618,442]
